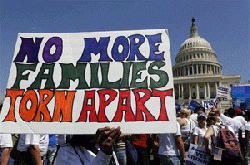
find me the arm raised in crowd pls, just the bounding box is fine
[204,126,215,155]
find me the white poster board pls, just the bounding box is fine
[216,87,229,101]
[185,144,210,165]
[0,29,176,134]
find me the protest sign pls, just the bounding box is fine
[201,99,219,110]
[216,87,229,101]
[185,144,210,165]
[0,29,176,134]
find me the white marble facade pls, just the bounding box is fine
[173,18,241,109]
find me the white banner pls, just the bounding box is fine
[0,29,176,134]
[185,144,210,165]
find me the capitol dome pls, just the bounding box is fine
[172,18,241,110]
[173,17,221,78]
[180,37,213,51]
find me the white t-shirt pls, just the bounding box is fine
[0,134,13,148]
[193,126,207,146]
[220,114,242,140]
[17,134,49,156]
[158,122,181,156]
[234,116,246,138]
[55,143,114,165]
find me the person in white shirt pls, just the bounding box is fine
[204,111,236,164]
[234,108,246,137]
[244,110,250,164]
[55,126,121,165]
[205,100,242,165]
[15,134,49,165]
[190,107,205,128]
[192,113,207,146]
[157,122,185,165]
[178,108,195,152]
[220,108,242,141]
[0,134,13,165]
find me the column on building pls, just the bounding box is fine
[189,83,191,99]
[178,83,181,99]
[215,81,218,97]
[205,64,207,74]
[204,82,207,99]
[196,82,200,100]
[192,65,194,75]
[181,83,184,99]
[207,82,210,98]
[196,64,198,74]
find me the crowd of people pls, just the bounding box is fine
[0,99,249,165]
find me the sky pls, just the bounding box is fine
[0,0,249,102]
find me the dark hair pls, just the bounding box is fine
[245,110,250,118]
[194,106,205,113]
[70,135,96,150]
[227,108,235,118]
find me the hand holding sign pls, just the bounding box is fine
[97,126,121,155]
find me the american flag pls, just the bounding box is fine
[217,87,229,100]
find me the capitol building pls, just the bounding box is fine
[173,18,241,109]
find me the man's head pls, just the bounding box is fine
[227,108,235,118]
[197,113,206,127]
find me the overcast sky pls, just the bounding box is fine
[0,0,249,102]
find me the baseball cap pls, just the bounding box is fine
[235,108,242,115]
